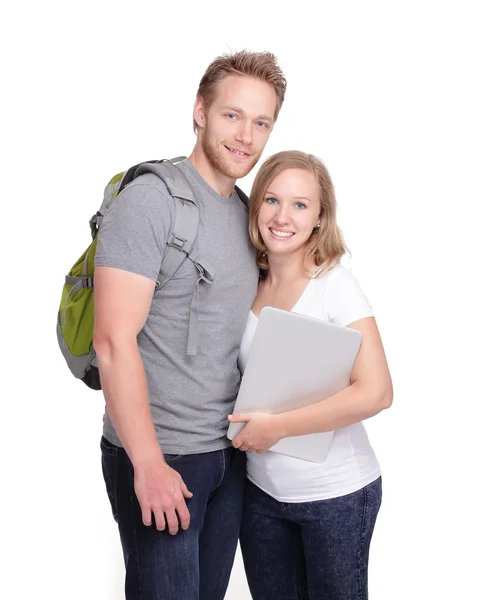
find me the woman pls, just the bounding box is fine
[228,151,393,600]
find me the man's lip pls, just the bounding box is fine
[225,145,251,157]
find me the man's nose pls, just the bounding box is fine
[235,122,253,146]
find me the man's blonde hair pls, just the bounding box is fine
[193,50,287,132]
[249,151,348,274]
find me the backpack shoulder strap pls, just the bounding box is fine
[131,158,216,356]
[132,158,207,284]
[234,184,249,207]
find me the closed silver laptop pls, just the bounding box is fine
[227,306,362,463]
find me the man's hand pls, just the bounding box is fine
[229,413,285,453]
[134,457,193,535]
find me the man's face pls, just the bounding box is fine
[196,75,277,180]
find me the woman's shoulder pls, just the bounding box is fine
[310,262,373,326]
[313,262,359,288]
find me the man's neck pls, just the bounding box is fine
[188,145,236,198]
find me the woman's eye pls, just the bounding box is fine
[265,197,278,204]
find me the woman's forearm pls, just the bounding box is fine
[275,382,393,438]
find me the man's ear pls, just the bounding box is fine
[193,96,206,131]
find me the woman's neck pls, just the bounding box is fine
[264,252,317,287]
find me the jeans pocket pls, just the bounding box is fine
[163,454,183,465]
[100,437,119,522]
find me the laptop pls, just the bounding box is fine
[227,306,362,463]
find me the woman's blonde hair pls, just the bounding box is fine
[249,150,348,274]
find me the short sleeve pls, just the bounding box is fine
[94,179,174,282]
[324,266,374,327]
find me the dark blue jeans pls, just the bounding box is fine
[100,436,246,600]
[240,477,382,600]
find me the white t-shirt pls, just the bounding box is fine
[238,264,381,502]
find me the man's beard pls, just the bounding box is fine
[200,124,260,180]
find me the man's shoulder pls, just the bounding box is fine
[123,172,172,197]
[112,172,178,220]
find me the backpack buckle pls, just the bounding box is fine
[167,235,187,251]
[89,212,103,239]
[194,261,214,284]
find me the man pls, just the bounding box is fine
[94,51,287,599]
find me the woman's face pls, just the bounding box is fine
[257,168,321,259]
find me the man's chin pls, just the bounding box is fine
[224,155,258,179]
[226,163,255,179]
[201,136,258,180]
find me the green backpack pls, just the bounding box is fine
[57,157,246,390]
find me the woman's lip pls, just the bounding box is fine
[269,228,295,239]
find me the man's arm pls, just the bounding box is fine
[93,265,192,535]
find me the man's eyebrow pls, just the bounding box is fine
[257,115,274,123]
[222,106,274,123]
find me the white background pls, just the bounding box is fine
[2,1,478,598]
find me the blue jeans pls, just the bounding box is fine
[240,477,382,600]
[100,436,246,600]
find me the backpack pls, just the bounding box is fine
[57,156,248,390]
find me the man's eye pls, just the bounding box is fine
[226,113,236,119]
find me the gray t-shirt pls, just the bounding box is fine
[95,159,259,454]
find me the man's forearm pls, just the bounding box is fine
[96,339,162,466]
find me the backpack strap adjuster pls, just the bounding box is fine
[167,234,187,251]
[89,211,104,239]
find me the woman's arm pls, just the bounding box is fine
[277,316,392,436]
[231,316,393,452]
